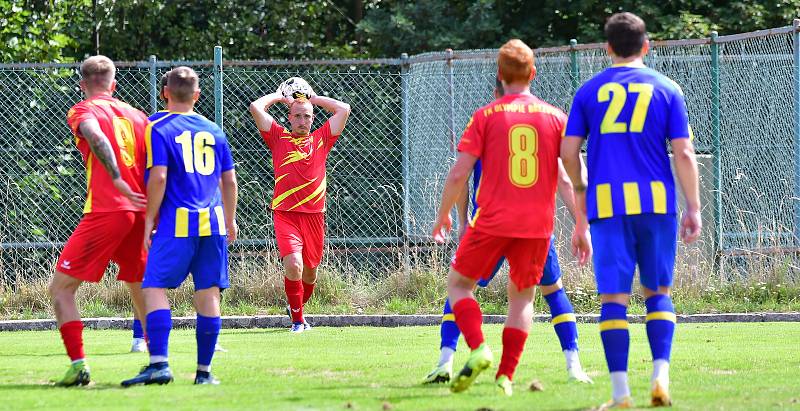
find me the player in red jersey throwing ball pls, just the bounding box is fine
[433,39,587,396]
[249,78,350,333]
[50,55,149,386]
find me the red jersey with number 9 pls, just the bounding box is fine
[66,94,148,214]
[457,93,566,238]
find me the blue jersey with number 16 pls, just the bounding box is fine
[146,111,235,238]
[564,63,692,222]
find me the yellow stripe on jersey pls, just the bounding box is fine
[551,313,576,325]
[287,177,327,211]
[651,181,667,214]
[596,183,613,218]
[272,178,317,209]
[175,207,189,237]
[144,113,174,168]
[83,153,93,214]
[317,138,324,149]
[469,208,481,228]
[599,319,629,331]
[623,182,641,215]
[275,173,289,185]
[214,206,227,235]
[198,208,212,237]
[442,314,455,322]
[645,311,677,323]
[281,150,308,167]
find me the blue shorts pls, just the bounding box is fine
[590,214,678,294]
[476,235,561,287]
[143,235,229,290]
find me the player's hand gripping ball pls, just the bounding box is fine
[278,77,316,101]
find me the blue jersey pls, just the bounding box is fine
[565,63,691,221]
[146,111,235,238]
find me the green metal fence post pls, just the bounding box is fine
[400,53,411,260]
[214,46,223,128]
[148,55,157,115]
[711,31,723,268]
[793,19,800,245]
[569,39,579,93]
[445,49,456,155]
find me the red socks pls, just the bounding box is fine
[302,281,315,304]
[452,298,484,350]
[496,327,529,381]
[59,320,85,362]
[284,277,304,323]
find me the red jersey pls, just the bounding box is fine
[260,121,338,213]
[66,95,148,214]
[458,93,566,238]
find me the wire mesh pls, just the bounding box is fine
[1,25,798,289]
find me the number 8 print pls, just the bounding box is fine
[508,124,538,187]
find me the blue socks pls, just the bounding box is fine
[196,315,221,369]
[146,309,172,363]
[599,302,629,372]
[645,295,676,362]
[132,318,144,339]
[544,289,579,351]
[440,298,460,351]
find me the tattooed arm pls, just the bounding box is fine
[78,119,146,209]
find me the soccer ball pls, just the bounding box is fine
[278,77,315,101]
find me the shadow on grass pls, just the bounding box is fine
[0,382,124,391]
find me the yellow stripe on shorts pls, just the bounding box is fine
[442,314,455,322]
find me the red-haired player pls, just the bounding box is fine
[433,39,586,395]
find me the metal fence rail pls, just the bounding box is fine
[2,23,800,287]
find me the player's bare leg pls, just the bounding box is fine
[448,269,492,393]
[494,282,535,396]
[597,293,633,409]
[283,253,306,333]
[540,279,592,383]
[121,288,173,387]
[49,271,90,386]
[643,286,674,407]
[127,281,148,353]
[193,287,222,384]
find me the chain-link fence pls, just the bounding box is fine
[2,25,800,291]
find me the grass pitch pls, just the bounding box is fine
[0,323,798,410]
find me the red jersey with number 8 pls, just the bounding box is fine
[457,93,566,238]
[66,94,148,214]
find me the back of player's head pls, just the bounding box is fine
[166,66,199,103]
[494,76,505,98]
[605,12,647,58]
[497,39,535,85]
[159,70,170,101]
[80,55,116,90]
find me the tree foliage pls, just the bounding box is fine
[1,0,800,62]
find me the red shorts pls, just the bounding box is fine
[451,227,550,290]
[56,211,146,283]
[273,210,325,268]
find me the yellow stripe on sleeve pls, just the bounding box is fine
[442,314,455,322]
[596,183,613,218]
[175,207,189,237]
[214,206,227,235]
[599,319,629,331]
[623,182,641,215]
[198,208,212,236]
[645,312,677,323]
[651,181,667,214]
[551,313,576,325]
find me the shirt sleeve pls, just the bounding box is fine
[66,103,94,139]
[317,121,337,151]
[564,89,588,139]
[259,121,284,147]
[668,89,692,140]
[146,125,168,168]
[457,112,483,158]
[218,132,236,172]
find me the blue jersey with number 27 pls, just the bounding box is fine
[564,63,692,222]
